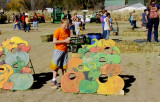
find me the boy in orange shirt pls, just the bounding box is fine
[50,17,71,87]
[25,15,30,32]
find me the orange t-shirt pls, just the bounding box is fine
[54,27,70,52]
[25,17,29,24]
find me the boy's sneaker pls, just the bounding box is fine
[51,80,60,87]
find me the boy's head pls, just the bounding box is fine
[144,9,147,12]
[61,17,69,30]
[107,13,111,18]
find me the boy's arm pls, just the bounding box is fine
[53,37,70,44]
[107,18,112,31]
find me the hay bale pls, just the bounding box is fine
[40,33,53,42]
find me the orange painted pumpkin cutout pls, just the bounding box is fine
[61,71,85,92]
[97,76,124,95]
[68,58,82,71]
[20,67,32,74]
[90,47,105,53]
[0,64,13,88]
[3,82,14,90]
[5,42,18,52]
[72,53,81,58]
[17,44,31,52]
[101,64,122,77]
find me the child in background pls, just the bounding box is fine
[25,15,30,32]
[103,13,112,40]
[72,17,81,37]
[14,15,20,31]
[50,17,71,87]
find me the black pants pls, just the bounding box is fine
[147,18,159,41]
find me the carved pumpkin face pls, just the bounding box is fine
[0,64,13,88]
[101,64,122,77]
[96,76,124,95]
[61,71,85,92]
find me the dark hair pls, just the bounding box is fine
[144,9,147,12]
[107,13,110,16]
[68,11,70,13]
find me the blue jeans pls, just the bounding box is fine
[148,18,159,41]
[14,24,20,30]
[33,21,38,29]
[25,24,29,32]
[103,30,110,40]
[18,21,21,30]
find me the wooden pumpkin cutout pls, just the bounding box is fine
[61,71,85,92]
[106,54,121,64]
[0,64,13,88]
[94,53,108,68]
[17,44,31,52]
[5,51,29,66]
[10,37,29,46]
[12,56,25,73]
[3,82,14,90]
[112,46,120,55]
[100,64,122,77]
[79,79,99,93]
[77,63,97,72]
[20,67,32,74]
[72,53,81,58]
[96,76,124,95]
[8,73,33,90]
[90,47,105,53]
[68,57,82,71]
[5,42,18,52]
[1,39,11,47]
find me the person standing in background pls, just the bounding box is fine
[33,12,38,31]
[12,13,15,23]
[132,10,137,30]
[146,0,160,42]
[102,10,108,37]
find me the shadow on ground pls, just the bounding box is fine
[120,75,136,94]
[31,72,53,89]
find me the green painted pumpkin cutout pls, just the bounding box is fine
[95,53,108,68]
[8,73,33,90]
[12,56,25,73]
[0,64,13,88]
[88,69,101,80]
[112,46,120,55]
[106,54,121,64]
[79,79,99,93]
[5,51,29,66]
[61,71,85,93]
[78,48,90,58]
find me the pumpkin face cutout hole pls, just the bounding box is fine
[85,52,91,57]
[99,74,108,83]
[69,73,76,80]
[11,48,18,54]
[13,64,19,69]
[99,57,106,63]
[104,47,112,54]
[78,65,84,70]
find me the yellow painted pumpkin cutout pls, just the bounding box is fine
[0,64,13,88]
[97,75,124,95]
[61,71,85,92]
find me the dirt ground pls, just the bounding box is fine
[0,21,160,102]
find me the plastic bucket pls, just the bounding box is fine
[87,33,101,45]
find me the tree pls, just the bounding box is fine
[8,0,23,11]
[0,0,7,9]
